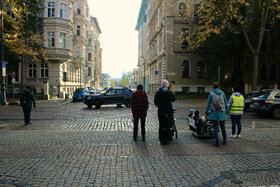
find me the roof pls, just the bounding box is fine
[135,0,149,31]
[91,16,102,33]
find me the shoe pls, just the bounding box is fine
[237,134,242,138]
[223,142,227,145]
[142,137,145,141]
[160,141,167,145]
[214,143,220,147]
[24,123,28,126]
[28,123,32,125]
[133,137,137,141]
[230,134,236,138]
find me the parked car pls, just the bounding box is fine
[72,88,89,102]
[244,91,260,111]
[83,87,133,109]
[250,89,280,119]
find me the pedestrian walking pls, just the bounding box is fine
[154,80,176,145]
[205,82,229,147]
[228,87,244,138]
[131,84,149,141]
[20,86,36,125]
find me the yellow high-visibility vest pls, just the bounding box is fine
[230,95,244,114]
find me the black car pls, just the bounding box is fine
[72,88,89,102]
[244,91,260,111]
[250,89,280,118]
[83,87,133,109]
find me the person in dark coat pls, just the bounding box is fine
[20,86,36,125]
[154,80,176,145]
[131,84,149,141]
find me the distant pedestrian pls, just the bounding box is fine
[20,86,36,125]
[228,87,244,138]
[131,84,149,141]
[154,80,176,145]
[205,82,229,147]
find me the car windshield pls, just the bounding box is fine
[256,92,270,99]
[244,93,256,99]
[74,88,84,93]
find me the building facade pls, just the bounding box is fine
[4,0,102,99]
[142,0,213,94]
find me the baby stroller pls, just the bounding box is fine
[160,110,178,144]
[187,110,214,138]
[170,110,178,140]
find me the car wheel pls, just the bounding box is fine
[125,99,131,108]
[95,100,101,109]
[87,104,92,109]
[272,108,280,119]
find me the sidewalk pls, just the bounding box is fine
[4,97,72,107]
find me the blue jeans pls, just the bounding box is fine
[212,120,226,144]
[230,115,242,135]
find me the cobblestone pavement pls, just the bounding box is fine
[0,97,280,186]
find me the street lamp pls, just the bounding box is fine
[80,57,87,88]
[0,0,6,106]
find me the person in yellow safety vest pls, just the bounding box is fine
[227,87,245,138]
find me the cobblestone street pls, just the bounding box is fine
[0,98,280,186]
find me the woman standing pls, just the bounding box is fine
[131,84,149,141]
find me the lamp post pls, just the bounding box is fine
[80,57,87,88]
[0,0,6,106]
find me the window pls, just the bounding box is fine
[197,87,205,94]
[197,61,205,78]
[181,28,189,49]
[88,53,92,61]
[88,38,92,46]
[29,64,36,78]
[260,64,267,80]
[41,64,48,78]
[86,8,89,17]
[77,4,81,15]
[76,47,80,58]
[47,32,55,48]
[59,32,66,48]
[194,4,200,23]
[182,60,189,78]
[179,3,186,16]
[77,25,81,36]
[87,67,91,76]
[60,3,67,19]
[182,87,190,94]
[48,2,55,17]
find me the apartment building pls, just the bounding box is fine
[136,0,213,94]
[6,0,102,99]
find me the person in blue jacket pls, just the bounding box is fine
[205,82,229,146]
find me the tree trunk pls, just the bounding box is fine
[252,54,259,91]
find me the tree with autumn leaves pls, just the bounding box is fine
[186,0,280,91]
[1,0,46,61]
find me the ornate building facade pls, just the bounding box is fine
[136,0,213,94]
[5,0,102,99]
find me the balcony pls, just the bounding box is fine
[45,48,72,61]
[38,17,73,29]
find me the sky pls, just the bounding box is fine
[88,0,142,79]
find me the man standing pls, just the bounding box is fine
[154,80,176,145]
[20,86,36,125]
[205,82,229,146]
[131,84,149,141]
[228,87,244,138]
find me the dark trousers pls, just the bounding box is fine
[23,104,32,124]
[230,115,242,135]
[212,120,227,144]
[158,114,173,143]
[133,117,146,138]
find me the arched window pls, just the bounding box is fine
[197,61,205,78]
[260,64,267,80]
[270,64,277,81]
[182,60,189,78]
[179,3,186,16]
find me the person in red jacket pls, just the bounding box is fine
[131,84,149,141]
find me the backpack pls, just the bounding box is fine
[21,91,31,105]
[211,92,225,111]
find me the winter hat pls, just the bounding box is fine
[137,84,143,91]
